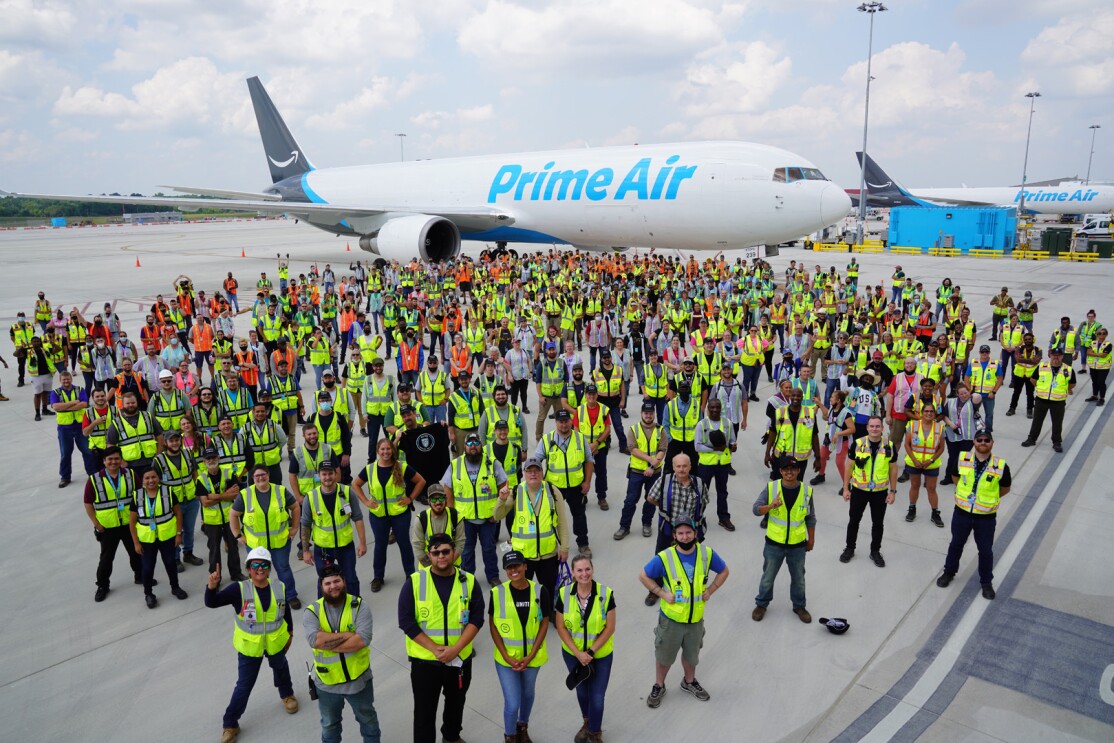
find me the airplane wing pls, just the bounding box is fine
[160,185,282,201]
[0,190,515,231]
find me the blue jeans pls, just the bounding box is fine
[755,542,807,610]
[246,542,296,599]
[742,363,760,395]
[227,292,239,313]
[313,364,328,390]
[427,404,448,424]
[462,520,500,581]
[176,498,200,557]
[494,663,540,735]
[367,512,415,581]
[981,395,996,433]
[824,378,841,406]
[620,471,658,530]
[223,651,294,728]
[313,542,361,597]
[57,426,94,480]
[561,650,612,734]
[606,404,628,450]
[318,681,381,743]
[944,506,997,584]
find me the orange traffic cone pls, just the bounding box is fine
[241,248,246,257]
[346,243,351,251]
[135,256,141,268]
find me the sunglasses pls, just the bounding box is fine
[429,548,453,557]
[248,561,271,570]
[974,437,992,443]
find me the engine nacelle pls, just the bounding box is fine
[359,215,461,263]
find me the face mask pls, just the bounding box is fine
[324,380,335,388]
[96,340,105,348]
[319,401,332,412]
[675,536,696,551]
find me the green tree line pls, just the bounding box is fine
[0,193,237,218]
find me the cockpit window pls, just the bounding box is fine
[772,167,829,183]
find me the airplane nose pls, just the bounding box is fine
[821,183,852,226]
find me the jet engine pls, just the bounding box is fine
[359,215,461,262]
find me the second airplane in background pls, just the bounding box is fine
[5,76,851,262]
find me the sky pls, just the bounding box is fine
[2,0,1110,195]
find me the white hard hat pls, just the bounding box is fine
[158,369,174,379]
[246,547,272,564]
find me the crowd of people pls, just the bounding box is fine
[6,249,1108,743]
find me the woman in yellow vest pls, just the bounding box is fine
[352,439,424,592]
[554,554,616,743]
[490,550,550,743]
[129,469,187,608]
[1085,327,1110,406]
[903,404,947,528]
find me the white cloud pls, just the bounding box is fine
[458,0,738,74]
[603,126,641,146]
[0,128,38,162]
[305,74,431,131]
[676,41,792,117]
[1021,9,1114,95]
[0,0,78,47]
[411,104,495,129]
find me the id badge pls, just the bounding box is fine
[674,588,684,603]
[243,608,257,622]
[341,503,353,517]
[527,522,536,534]
[460,609,470,625]
[117,502,128,512]
[313,474,320,485]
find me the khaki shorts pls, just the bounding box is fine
[32,375,54,394]
[653,612,704,667]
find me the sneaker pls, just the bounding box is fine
[183,552,204,566]
[58,479,69,488]
[680,678,710,701]
[288,597,302,610]
[621,410,629,418]
[981,583,996,600]
[809,474,826,486]
[370,578,384,593]
[34,412,41,421]
[145,593,157,609]
[598,498,609,511]
[839,547,854,563]
[613,527,630,540]
[870,551,886,568]
[938,477,953,486]
[644,590,658,606]
[221,727,240,743]
[936,571,954,588]
[905,506,916,522]
[751,605,766,621]
[647,684,666,708]
[175,560,186,573]
[729,466,737,475]
[897,472,910,483]
[578,545,593,558]
[642,523,652,537]
[42,409,54,416]
[1099,400,1106,406]
[748,394,760,402]
[1005,408,1016,416]
[931,510,944,528]
[1053,443,1063,453]
[1021,439,1035,447]
[718,519,736,532]
[1026,409,1033,419]
[1080,368,1088,375]
[172,587,189,600]
[1086,395,1098,402]
[282,695,299,714]
[94,586,108,602]
[793,607,812,623]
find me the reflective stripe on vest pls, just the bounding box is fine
[849,439,894,491]
[405,567,475,661]
[135,485,177,542]
[659,545,712,624]
[954,451,1005,514]
[91,469,135,529]
[309,595,370,684]
[242,485,290,549]
[232,580,289,657]
[492,580,548,667]
[451,456,499,519]
[510,482,557,558]
[558,582,614,657]
[306,485,354,548]
[543,432,586,489]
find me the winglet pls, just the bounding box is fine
[247,76,313,184]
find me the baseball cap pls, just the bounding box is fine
[201,447,218,459]
[494,419,509,429]
[464,432,482,445]
[672,516,697,532]
[427,533,454,550]
[165,429,182,439]
[585,384,598,393]
[554,410,571,421]
[523,457,545,471]
[599,349,612,358]
[502,551,527,569]
[544,342,557,351]
[399,404,415,414]
[318,458,338,470]
[427,484,447,500]
[979,344,991,352]
[973,428,993,440]
[641,402,656,413]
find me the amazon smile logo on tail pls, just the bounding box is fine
[269,150,299,168]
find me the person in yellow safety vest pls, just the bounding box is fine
[693,398,737,531]
[27,335,58,419]
[442,432,510,583]
[352,439,424,592]
[493,457,570,608]
[903,403,947,528]
[641,348,670,425]
[534,343,568,440]
[220,374,254,432]
[149,369,192,433]
[308,389,352,482]
[1006,331,1041,418]
[1085,327,1111,405]
[300,458,367,598]
[303,565,381,742]
[576,385,612,510]
[85,447,144,602]
[1022,348,1076,453]
[205,546,298,743]
[693,336,722,394]
[751,456,815,624]
[937,429,1012,600]
[489,550,551,743]
[360,358,394,450]
[663,380,700,474]
[997,311,1025,376]
[965,344,1003,433]
[1048,316,1078,362]
[413,484,464,567]
[106,389,163,475]
[479,385,526,451]
[230,465,303,611]
[448,370,484,454]
[50,369,95,487]
[400,532,484,743]
[763,388,820,479]
[244,401,288,483]
[152,429,204,571]
[129,468,187,608]
[418,355,451,424]
[534,410,594,557]
[341,347,367,436]
[553,553,617,743]
[266,360,302,452]
[196,447,245,582]
[839,416,898,567]
[305,327,334,390]
[639,516,729,708]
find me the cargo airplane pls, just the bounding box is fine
[4,77,851,262]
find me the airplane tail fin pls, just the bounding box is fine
[855,152,926,206]
[247,76,313,184]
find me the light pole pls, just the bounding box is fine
[1086,124,1101,185]
[856,2,887,246]
[395,132,407,162]
[1017,91,1041,215]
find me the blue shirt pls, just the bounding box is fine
[643,547,726,583]
[965,361,1000,382]
[50,386,88,429]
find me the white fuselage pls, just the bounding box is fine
[910,184,1114,215]
[297,141,851,249]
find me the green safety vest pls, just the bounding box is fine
[134,485,177,543]
[538,360,565,397]
[363,376,393,415]
[542,431,587,489]
[154,450,197,502]
[491,580,548,667]
[666,398,700,443]
[232,580,289,658]
[954,452,1006,515]
[558,582,613,657]
[344,360,366,391]
[242,485,291,550]
[198,465,237,526]
[216,434,247,479]
[246,420,282,466]
[114,412,158,461]
[642,363,668,398]
[630,424,661,472]
[308,594,370,685]
[90,469,135,529]
[363,463,410,518]
[773,407,815,460]
[405,567,475,661]
[510,482,558,559]
[306,485,355,548]
[764,481,812,545]
[450,456,499,520]
[696,419,731,466]
[658,545,713,624]
[293,444,333,498]
[53,386,83,426]
[449,389,482,429]
[1034,362,1072,402]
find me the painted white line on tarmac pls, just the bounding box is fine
[858,401,1104,743]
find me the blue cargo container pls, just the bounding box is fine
[50,217,66,227]
[888,206,1016,253]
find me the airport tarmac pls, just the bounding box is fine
[0,219,1112,743]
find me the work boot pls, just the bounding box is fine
[839,547,854,563]
[870,551,886,568]
[1005,407,1016,416]
[809,474,826,486]
[597,498,609,511]
[574,717,589,743]
[184,552,204,566]
[516,722,533,743]
[172,587,189,600]
[587,733,603,743]
[0,394,8,401]
[94,586,108,602]
[793,607,812,623]
[905,505,916,522]
[370,578,384,592]
[1026,408,1033,419]
[176,559,186,573]
[58,479,69,488]
[579,545,592,558]
[718,519,735,532]
[751,605,766,621]
[145,594,157,609]
[642,523,652,537]
[613,527,629,540]
[644,590,658,606]
[981,583,996,600]
[1021,439,1035,447]
[34,412,41,421]
[931,510,944,528]
[1086,395,1099,402]
[221,727,240,743]
[897,472,909,483]
[504,735,516,743]
[936,571,954,587]
[288,598,302,610]
[281,696,299,714]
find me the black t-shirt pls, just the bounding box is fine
[397,424,451,495]
[554,582,617,615]
[488,582,553,628]
[375,464,417,490]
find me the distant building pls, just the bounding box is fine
[123,211,182,224]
